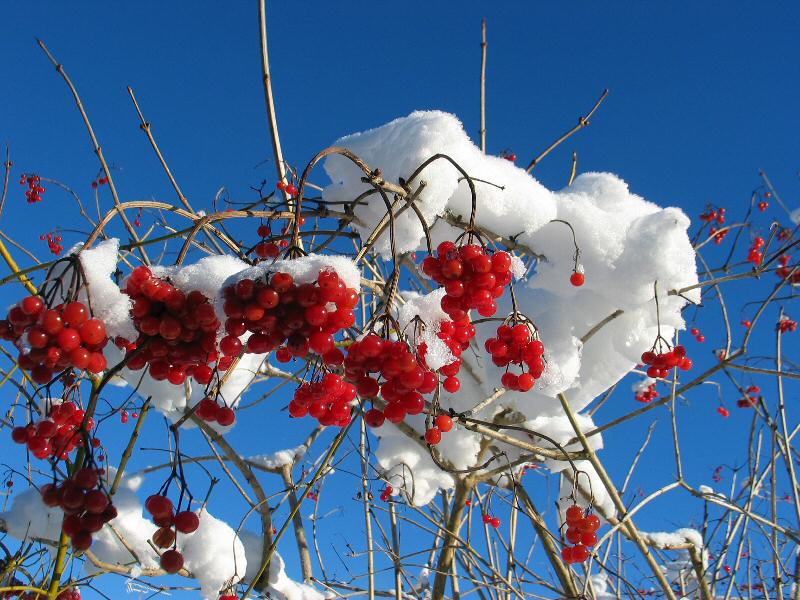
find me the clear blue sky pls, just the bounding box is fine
[1,3,798,598]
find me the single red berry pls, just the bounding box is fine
[160,549,184,573]
[174,510,200,534]
[425,427,442,445]
[570,272,585,287]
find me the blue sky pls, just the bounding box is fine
[1,3,799,598]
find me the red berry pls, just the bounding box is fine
[174,510,200,534]
[145,494,174,518]
[160,549,184,573]
[570,272,585,287]
[435,414,454,432]
[425,427,442,445]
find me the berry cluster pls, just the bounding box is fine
[717,406,730,418]
[0,297,109,384]
[778,227,792,241]
[254,223,280,260]
[776,254,800,283]
[778,315,797,333]
[144,494,201,574]
[346,335,436,428]
[221,270,356,363]
[747,236,765,266]
[634,380,659,404]
[561,505,599,564]
[20,173,45,204]
[11,400,97,460]
[90,175,108,190]
[218,595,238,600]
[41,468,116,551]
[485,323,546,392]
[758,196,770,211]
[690,327,705,343]
[737,385,760,409]
[121,266,219,386]
[481,513,502,528]
[289,373,357,427]
[641,345,692,378]
[421,242,513,320]
[424,414,453,445]
[276,180,299,196]
[55,589,82,600]
[700,206,726,225]
[708,226,728,245]
[419,317,477,395]
[40,232,64,256]
[194,397,237,426]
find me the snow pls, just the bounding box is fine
[0,486,63,546]
[398,288,454,372]
[178,509,247,599]
[240,533,328,599]
[224,253,360,292]
[643,527,703,549]
[77,238,136,341]
[699,484,714,494]
[248,445,307,470]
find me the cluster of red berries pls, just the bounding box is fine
[276,180,299,196]
[347,335,436,428]
[700,206,726,225]
[737,385,760,409]
[561,505,599,564]
[482,513,502,528]
[221,270,356,364]
[634,381,659,404]
[379,485,394,502]
[421,242,513,320]
[747,236,765,266]
[289,373,357,427]
[90,176,108,189]
[778,227,792,241]
[418,317,477,396]
[758,192,771,211]
[121,266,219,386]
[485,323,546,392]
[776,254,800,283]
[11,400,97,460]
[778,316,797,333]
[40,232,64,256]
[0,296,109,384]
[424,414,454,445]
[254,223,280,260]
[6,588,83,600]
[641,345,692,378]
[144,494,201,574]
[690,327,705,343]
[194,397,237,426]
[218,595,238,600]
[20,173,45,204]
[717,406,730,418]
[41,468,116,551]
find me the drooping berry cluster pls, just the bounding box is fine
[421,242,513,320]
[561,504,599,564]
[276,179,299,196]
[0,296,108,384]
[90,175,108,189]
[778,315,797,333]
[378,484,394,502]
[485,323,546,392]
[641,344,692,378]
[481,513,502,528]
[221,270,356,363]
[253,223,280,260]
[144,494,201,574]
[758,191,770,211]
[419,317,477,395]
[690,327,705,343]
[747,236,765,266]
[289,373,357,427]
[41,467,116,551]
[776,254,800,283]
[194,397,237,427]
[424,414,454,445]
[11,400,97,460]
[737,385,760,409]
[634,380,659,404]
[20,173,45,203]
[700,205,726,225]
[121,266,219,385]
[347,335,436,428]
[40,232,64,256]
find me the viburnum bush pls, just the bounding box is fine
[0,9,799,600]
